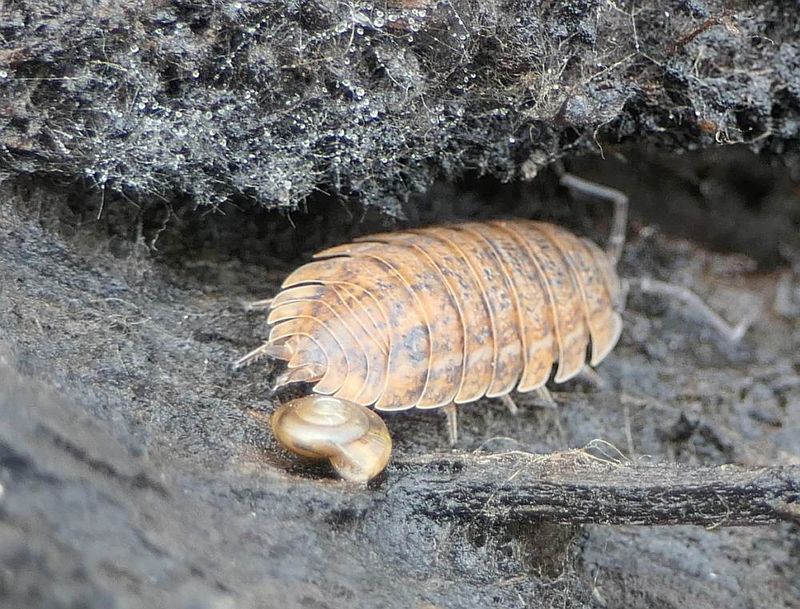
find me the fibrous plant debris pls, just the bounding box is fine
[1,1,800,213]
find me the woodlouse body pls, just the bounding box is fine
[260,220,624,411]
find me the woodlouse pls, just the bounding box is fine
[239,175,754,481]
[257,219,623,406]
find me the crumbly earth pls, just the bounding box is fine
[1,1,800,213]
[1,148,799,609]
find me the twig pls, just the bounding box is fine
[388,451,800,527]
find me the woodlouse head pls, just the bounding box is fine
[270,395,392,483]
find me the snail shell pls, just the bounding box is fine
[270,395,392,483]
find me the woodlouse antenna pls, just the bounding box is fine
[555,171,758,343]
[559,172,629,266]
[635,277,760,343]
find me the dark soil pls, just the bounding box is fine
[1,147,799,609]
[2,1,800,213]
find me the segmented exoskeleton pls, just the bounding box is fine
[244,220,624,411]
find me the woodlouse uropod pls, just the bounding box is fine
[237,175,754,482]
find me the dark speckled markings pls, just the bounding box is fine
[260,220,624,412]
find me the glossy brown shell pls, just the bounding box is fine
[271,395,392,483]
[264,220,624,411]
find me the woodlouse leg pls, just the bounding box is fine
[232,342,291,369]
[501,391,557,414]
[443,403,458,446]
[576,365,606,390]
[535,386,557,408]
[500,394,519,415]
[774,270,800,317]
[558,172,629,265]
[635,277,759,342]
